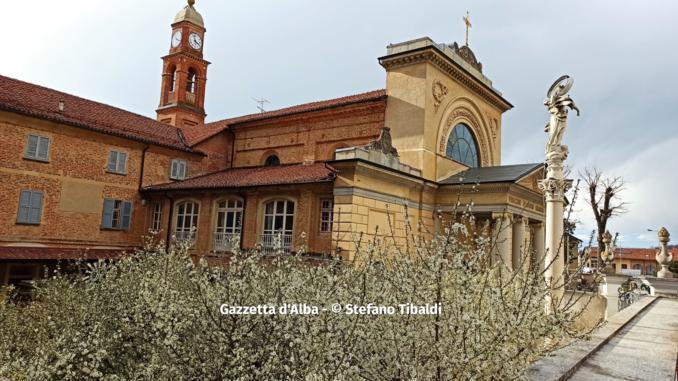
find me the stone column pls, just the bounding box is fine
[539,173,571,296]
[656,227,674,278]
[533,222,545,270]
[492,212,513,271]
[512,216,527,271]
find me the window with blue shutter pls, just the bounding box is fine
[16,190,44,225]
[24,135,50,162]
[107,151,127,174]
[102,199,133,230]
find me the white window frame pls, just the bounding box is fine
[151,202,162,231]
[213,199,243,251]
[24,135,50,162]
[175,201,199,243]
[101,199,133,230]
[107,150,128,175]
[319,198,333,232]
[170,159,188,180]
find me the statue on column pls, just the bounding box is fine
[544,75,580,157]
[656,227,674,278]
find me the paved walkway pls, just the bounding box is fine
[569,298,678,380]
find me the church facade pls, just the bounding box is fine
[0,2,546,286]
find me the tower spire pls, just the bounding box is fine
[463,11,472,46]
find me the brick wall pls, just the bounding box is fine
[0,112,205,249]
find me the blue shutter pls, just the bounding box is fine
[17,190,32,223]
[117,152,127,173]
[102,199,115,228]
[26,136,38,159]
[121,201,133,230]
[37,137,49,161]
[107,152,117,172]
[29,192,43,224]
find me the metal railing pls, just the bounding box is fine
[174,230,196,246]
[213,232,241,253]
[259,233,292,254]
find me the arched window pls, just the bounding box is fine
[169,67,177,92]
[446,123,480,168]
[175,201,199,243]
[214,199,243,252]
[186,69,197,94]
[264,155,280,167]
[261,199,294,252]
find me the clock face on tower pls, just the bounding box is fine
[188,32,203,50]
[171,31,182,47]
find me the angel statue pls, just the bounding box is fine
[544,75,580,154]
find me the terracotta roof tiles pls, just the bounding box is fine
[0,246,126,261]
[143,162,336,192]
[0,75,193,152]
[187,89,387,146]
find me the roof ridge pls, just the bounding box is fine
[0,74,176,127]
[204,88,386,127]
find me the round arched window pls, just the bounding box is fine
[264,155,280,167]
[446,124,480,167]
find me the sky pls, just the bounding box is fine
[1,0,676,248]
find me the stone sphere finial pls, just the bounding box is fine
[658,227,670,243]
[188,0,195,6]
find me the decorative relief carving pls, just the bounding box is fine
[364,127,399,157]
[432,80,448,112]
[449,42,483,72]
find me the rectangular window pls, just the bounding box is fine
[151,202,162,231]
[16,190,44,225]
[101,199,133,230]
[24,135,50,162]
[319,198,333,232]
[170,159,187,180]
[107,151,128,174]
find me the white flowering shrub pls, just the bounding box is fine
[0,218,597,380]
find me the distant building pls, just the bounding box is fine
[589,247,657,276]
[0,1,547,286]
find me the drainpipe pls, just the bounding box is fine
[138,145,150,191]
[238,192,247,251]
[227,128,236,169]
[165,194,175,251]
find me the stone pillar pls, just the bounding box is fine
[656,227,674,278]
[492,212,513,271]
[533,222,545,270]
[512,217,527,271]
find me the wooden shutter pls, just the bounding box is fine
[171,160,178,179]
[29,192,43,224]
[17,190,32,223]
[179,161,187,179]
[107,152,118,172]
[117,152,127,173]
[37,137,49,161]
[26,136,39,159]
[102,199,115,228]
[121,201,133,229]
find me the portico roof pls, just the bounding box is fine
[439,163,544,185]
[142,162,336,192]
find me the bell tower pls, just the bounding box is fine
[156,0,209,128]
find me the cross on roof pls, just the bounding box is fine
[463,11,472,46]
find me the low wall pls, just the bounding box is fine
[563,290,608,332]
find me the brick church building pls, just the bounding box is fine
[0,1,547,286]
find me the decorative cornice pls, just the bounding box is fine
[380,48,512,112]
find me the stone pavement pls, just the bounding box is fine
[569,298,678,381]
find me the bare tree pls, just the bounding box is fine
[581,167,627,251]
